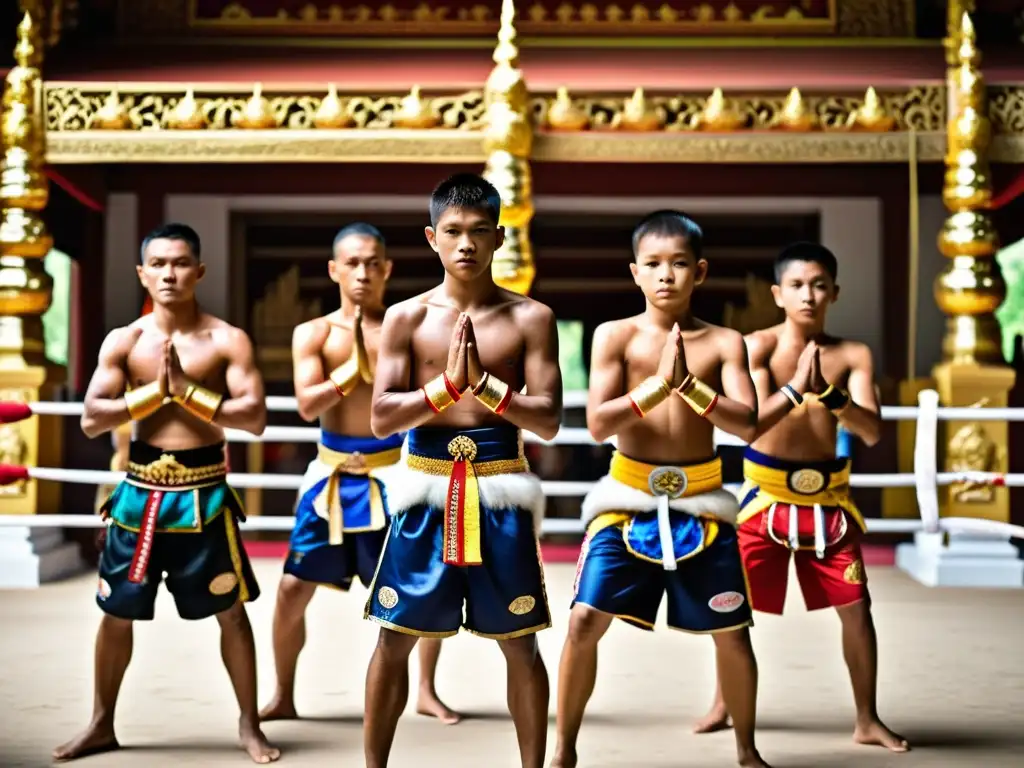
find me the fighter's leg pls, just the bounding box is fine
[53,615,133,761]
[696,514,787,735]
[259,574,318,720]
[216,602,281,764]
[364,628,419,768]
[550,604,614,768]
[838,600,909,752]
[712,628,771,768]
[415,638,462,724]
[497,634,550,768]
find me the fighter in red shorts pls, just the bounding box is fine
[694,242,909,753]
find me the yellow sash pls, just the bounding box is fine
[587,452,724,543]
[405,436,529,566]
[737,456,865,531]
[314,443,401,545]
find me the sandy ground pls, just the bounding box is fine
[2,561,1024,768]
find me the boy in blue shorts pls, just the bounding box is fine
[551,211,770,768]
[260,223,457,724]
[364,174,563,768]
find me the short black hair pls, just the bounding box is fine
[774,242,838,284]
[429,173,501,227]
[333,222,385,252]
[631,210,703,261]
[140,223,201,263]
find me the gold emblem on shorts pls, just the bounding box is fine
[508,595,536,615]
[208,572,238,596]
[789,468,827,495]
[378,586,399,609]
[648,466,688,499]
[340,451,367,474]
[843,560,865,585]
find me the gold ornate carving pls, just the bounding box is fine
[46,128,961,165]
[836,0,915,37]
[252,266,322,380]
[988,86,1024,136]
[847,86,896,132]
[723,274,784,334]
[948,421,1000,503]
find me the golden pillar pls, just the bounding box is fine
[481,0,536,296]
[0,10,63,516]
[932,11,1015,522]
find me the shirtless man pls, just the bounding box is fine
[552,211,769,768]
[55,223,279,763]
[363,173,562,768]
[260,223,458,724]
[696,242,908,752]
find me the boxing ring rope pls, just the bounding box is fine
[3,390,1024,539]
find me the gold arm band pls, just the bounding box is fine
[628,376,671,417]
[124,381,165,422]
[475,373,514,415]
[353,323,373,384]
[329,358,361,397]
[423,372,459,414]
[177,382,223,423]
[679,374,719,417]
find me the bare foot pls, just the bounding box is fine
[258,694,298,722]
[549,747,578,768]
[416,688,462,725]
[854,719,910,752]
[52,723,120,762]
[239,719,281,764]
[693,705,732,734]
[738,748,772,767]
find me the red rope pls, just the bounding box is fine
[43,167,105,213]
[992,168,1024,210]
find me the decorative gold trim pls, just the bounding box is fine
[45,128,966,164]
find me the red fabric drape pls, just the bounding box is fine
[44,168,105,212]
[992,169,1024,210]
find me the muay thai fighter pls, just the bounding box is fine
[55,223,279,763]
[695,242,909,753]
[260,223,458,724]
[551,211,770,768]
[363,174,562,768]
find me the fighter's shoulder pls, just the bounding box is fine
[292,315,332,348]
[592,317,638,352]
[206,317,254,350]
[699,321,746,356]
[831,336,872,366]
[383,295,430,329]
[507,292,555,326]
[743,325,781,362]
[100,323,144,356]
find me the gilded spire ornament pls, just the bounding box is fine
[934,11,1003,364]
[546,87,589,131]
[393,86,439,129]
[694,88,746,131]
[314,84,353,129]
[776,87,818,131]
[618,88,664,132]
[167,87,207,130]
[848,87,895,132]
[234,83,277,129]
[482,0,536,296]
[0,10,54,367]
[92,89,131,130]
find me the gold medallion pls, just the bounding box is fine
[508,595,536,615]
[378,586,399,609]
[789,468,827,494]
[208,572,238,596]
[648,466,688,499]
[843,560,865,585]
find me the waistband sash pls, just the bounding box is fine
[314,436,402,545]
[605,452,723,571]
[407,425,528,567]
[739,447,864,558]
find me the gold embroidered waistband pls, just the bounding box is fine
[405,452,529,477]
[317,443,402,475]
[126,453,227,489]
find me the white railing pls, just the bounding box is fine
[2,390,1024,539]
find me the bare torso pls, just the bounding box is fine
[748,325,857,461]
[611,317,732,465]
[124,314,234,449]
[403,288,531,429]
[304,310,383,437]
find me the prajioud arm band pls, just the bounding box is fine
[473,373,514,415]
[818,383,851,413]
[329,358,361,397]
[176,383,223,423]
[627,376,672,417]
[423,372,464,414]
[124,381,165,421]
[677,374,719,418]
[780,384,804,408]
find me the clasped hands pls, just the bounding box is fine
[423,313,512,416]
[782,341,850,413]
[630,324,718,419]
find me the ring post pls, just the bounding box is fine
[0,10,83,587]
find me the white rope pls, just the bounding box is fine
[914,389,941,533]
[17,396,1024,422]
[0,513,940,535]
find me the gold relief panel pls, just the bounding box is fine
[251,266,322,381]
[44,84,947,134]
[947,420,1001,504]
